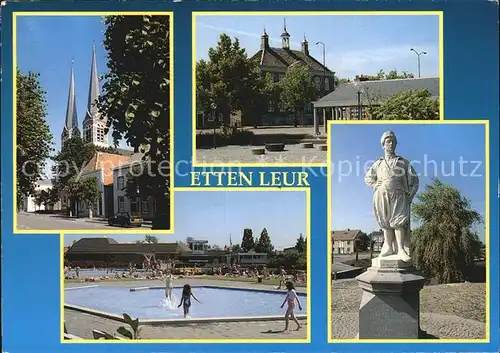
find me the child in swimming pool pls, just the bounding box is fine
[178,284,201,317]
[165,273,174,300]
[280,281,302,331]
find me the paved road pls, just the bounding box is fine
[65,278,308,340]
[17,212,151,231]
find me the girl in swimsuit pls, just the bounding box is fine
[178,284,201,317]
[280,281,302,331]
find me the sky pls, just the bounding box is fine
[16,16,130,177]
[64,190,307,249]
[330,124,487,241]
[196,14,440,79]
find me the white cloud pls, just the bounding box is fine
[196,21,302,48]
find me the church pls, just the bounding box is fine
[57,44,155,220]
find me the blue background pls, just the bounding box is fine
[1,1,498,352]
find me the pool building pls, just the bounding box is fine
[65,237,268,268]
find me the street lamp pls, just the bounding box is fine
[210,102,217,149]
[353,81,363,120]
[315,41,326,92]
[410,48,427,78]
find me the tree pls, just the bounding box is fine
[51,136,100,193]
[241,228,255,252]
[97,15,171,230]
[371,89,439,120]
[64,176,101,217]
[231,244,242,253]
[357,232,371,251]
[145,235,158,244]
[280,63,320,126]
[295,234,306,254]
[357,69,414,81]
[411,179,483,284]
[16,68,54,208]
[196,33,260,126]
[255,228,274,254]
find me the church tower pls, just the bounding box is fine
[82,42,109,148]
[281,18,290,49]
[61,60,80,148]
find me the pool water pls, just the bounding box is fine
[65,286,307,319]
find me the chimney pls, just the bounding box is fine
[260,28,269,50]
[301,35,309,56]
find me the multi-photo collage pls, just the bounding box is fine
[4,3,497,352]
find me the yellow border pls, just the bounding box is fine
[326,119,490,343]
[13,12,175,234]
[191,11,444,168]
[60,187,312,343]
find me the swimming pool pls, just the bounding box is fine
[65,269,153,277]
[65,286,307,321]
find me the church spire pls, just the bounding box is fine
[86,41,100,119]
[82,42,108,147]
[280,18,290,49]
[61,59,80,147]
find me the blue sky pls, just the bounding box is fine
[196,14,439,79]
[16,16,130,176]
[330,124,487,241]
[64,190,307,249]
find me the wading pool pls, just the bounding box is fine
[65,285,308,321]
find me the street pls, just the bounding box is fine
[16,212,152,231]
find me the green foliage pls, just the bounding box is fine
[65,176,101,211]
[241,228,255,252]
[411,179,483,284]
[268,250,307,270]
[196,34,260,125]
[295,234,306,254]
[99,313,141,340]
[255,228,274,254]
[145,235,158,244]
[231,244,242,253]
[358,69,415,81]
[280,63,320,123]
[371,89,439,120]
[51,136,99,192]
[196,128,254,148]
[97,15,171,230]
[16,68,54,207]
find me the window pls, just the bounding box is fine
[325,77,330,91]
[118,196,125,212]
[117,176,124,189]
[347,240,351,245]
[97,127,105,142]
[279,74,285,82]
[314,77,321,90]
[130,197,138,214]
[141,197,149,215]
[84,127,91,143]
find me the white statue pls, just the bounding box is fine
[365,131,419,262]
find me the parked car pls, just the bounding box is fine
[108,212,143,227]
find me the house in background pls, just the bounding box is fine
[312,76,439,134]
[196,20,334,128]
[331,229,364,255]
[20,179,54,212]
[112,153,157,221]
[75,151,132,218]
[370,229,384,252]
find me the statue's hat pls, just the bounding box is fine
[381,130,397,146]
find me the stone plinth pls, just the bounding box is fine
[355,255,425,339]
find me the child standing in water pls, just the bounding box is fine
[280,281,302,331]
[178,284,201,318]
[165,273,174,300]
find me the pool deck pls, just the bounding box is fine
[64,278,308,340]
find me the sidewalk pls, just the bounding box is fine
[85,218,153,228]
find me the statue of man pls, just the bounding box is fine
[364,131,419,262]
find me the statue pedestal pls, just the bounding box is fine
[355,255,425,339]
